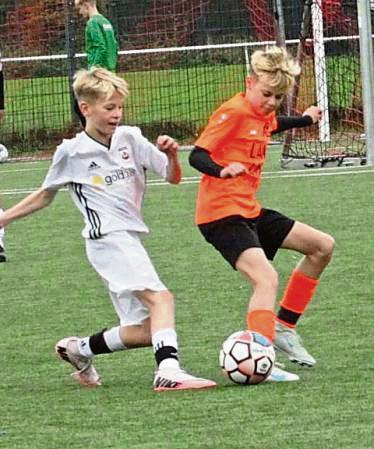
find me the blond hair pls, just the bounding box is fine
[73,67,129,103]
[250,46,300,92]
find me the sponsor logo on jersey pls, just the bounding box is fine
[92,175,105,186]
[103,23,113,31]
[104,167,136,186]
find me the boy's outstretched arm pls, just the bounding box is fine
[0,188,57,229]
[273,105,322,134]
[156,135,182,184]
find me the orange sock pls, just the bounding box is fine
[277,270,319,328]
[247,309,275,343]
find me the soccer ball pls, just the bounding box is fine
[219,330,275,385]
[0,144,8,163]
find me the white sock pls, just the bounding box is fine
[77,337,94,358]
[77,327,125,358]
[152,328,180,370]
[103,326,126,352]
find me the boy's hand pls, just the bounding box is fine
[303,106,322,124]
[220,162,248,178]
[156,135,179,156]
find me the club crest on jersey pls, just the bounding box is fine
[118,146,130,160]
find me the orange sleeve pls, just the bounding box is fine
[195,107,241,153]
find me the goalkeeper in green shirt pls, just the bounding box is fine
[75,0,118,71]
[74,0,119,124]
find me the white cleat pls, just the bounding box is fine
[265,364,300,382]
[153,368,217,392]
[55,337,102,387]
[274,322,316,367]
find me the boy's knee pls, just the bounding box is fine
[145,290,174,309]
[319,234,335,260]
[265,268,279,292]
[311,233,335,264]
[159,290,174,305]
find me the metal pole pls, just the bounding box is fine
[274,0,286,48]
[273,0,291,115]
[64,0,77,122]
[311,0,330,143]
[283,0,313,156]
[357,0,374,165]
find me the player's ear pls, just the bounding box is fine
[79,101,90,116]
[245,76,256,90]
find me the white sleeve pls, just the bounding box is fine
[42,145,72,190]
[132,128,168,179]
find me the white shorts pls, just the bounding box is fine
[85,230,167,326]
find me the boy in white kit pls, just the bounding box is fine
[0,67,216,391]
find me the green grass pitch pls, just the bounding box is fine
[0,149,373,449]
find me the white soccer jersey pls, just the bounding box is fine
[42,126,168,239]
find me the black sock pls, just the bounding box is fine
[154,345,179,367]
[89,329,112,355]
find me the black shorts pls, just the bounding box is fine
[198,209,295,269]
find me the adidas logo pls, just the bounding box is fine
[88,161,100,170]
[154,376,180,389]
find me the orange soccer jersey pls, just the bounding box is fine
[194,93,278,225]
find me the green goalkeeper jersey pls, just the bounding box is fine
[85,14,118,71]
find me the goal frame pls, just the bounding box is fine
[280,0,374,169]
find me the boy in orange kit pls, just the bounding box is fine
[190,46,335,381]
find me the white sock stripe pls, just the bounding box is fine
[152,328,178,353]
[78,337,94,358]
[103,326,126,352]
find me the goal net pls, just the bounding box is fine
[278,0,366,168]
[0,0,367,166]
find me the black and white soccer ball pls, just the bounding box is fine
[219,330,275,385]
[0,144,8,163]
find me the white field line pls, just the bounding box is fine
[0,167,372,196]
[0,163,371,176]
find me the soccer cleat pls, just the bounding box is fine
[55,337,102,387]
[153,368,217,392]
[274,322,316,367]
[265,364,300,382]
[0,244,6,263]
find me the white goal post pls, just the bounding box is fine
[357,0,374,166]
[311,0,330,144]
